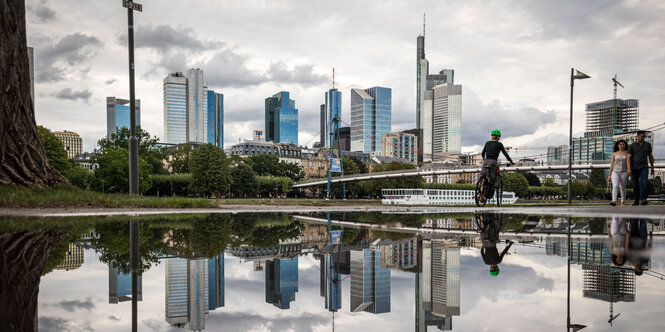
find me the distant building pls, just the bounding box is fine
[613,130,654,146]
[265,91,298,144]
[381,131,418,163]
[320,104,326,147]
[403,128,424,162]
[301,148,328,179]
[324,89,342,147]
[585,99,639,136]
[276,142,302,165]
[253,129,265,141]
[208,254,224,311]
[350,249,390,314]
[55,242,84,271]
[163,72,188,144]
[265,257,299,309]
[431,83,462,159]
[165,258,209,330]
[379,238,418,270]
[106,96,141,138]
[53,131,82,159]
[207,90,224,147]
[229,140,279,157]
[318,254,342,312]
[109,261,142,303]
[73,152,98,171]
[350,87,391,154]
[546,145,568,166]
[572,135,614,162]
[518,158,538,166]
[420,162,463,184]
[337,127,351,151]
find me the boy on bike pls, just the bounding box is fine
[480,129,515,198]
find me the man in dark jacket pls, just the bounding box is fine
[626,130,655,205]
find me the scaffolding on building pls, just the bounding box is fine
[585,99,639,137]
[582,264,636,303]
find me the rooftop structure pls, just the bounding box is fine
[585,99,639,137]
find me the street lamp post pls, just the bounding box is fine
[568,68,591,204]
[123,1,142,195]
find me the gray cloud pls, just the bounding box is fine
[35,33,102,82]
[33,4,56,22]
[53,88,93,102]
[105,79,118,85]
[38,316,93,332]
[108,315,120,321]
[57,297,95,312]
[133,24,225,53]
[200,311,329,332]
[266,62,327,87]
[462,89,557,146]
[195,49,266,88]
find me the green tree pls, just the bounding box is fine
[279,161,304,181]
[169,144,193,174]
[90,148,152,193]
[189,143,232,197]
[502,172,529,198]
[543,178,557,187]
[188,214,233,258]
[521,172,541,187]
[96,127,167,174]
[63,165,91,189]
[246,154,281,176]
[589,169,606,188]
[568,180,586,199]
[231,163,258,197]
[36,125,71,174]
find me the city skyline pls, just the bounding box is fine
[26,1,665,158]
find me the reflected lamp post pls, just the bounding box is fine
[567,68,591,204]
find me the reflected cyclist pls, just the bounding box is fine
[478,214,514,276]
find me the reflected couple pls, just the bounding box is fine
[608,217,654,275]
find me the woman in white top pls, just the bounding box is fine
[608,139,628,206]
[608,217,628,266]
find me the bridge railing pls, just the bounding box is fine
[292,159,665,188]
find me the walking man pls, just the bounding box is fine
[627,131,655,205]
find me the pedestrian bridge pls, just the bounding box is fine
[291,161,665,189]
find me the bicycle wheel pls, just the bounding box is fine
[495,176,503,207]
[475,176,487,207]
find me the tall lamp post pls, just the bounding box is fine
[123,0,142,195]
[568,68,591,204]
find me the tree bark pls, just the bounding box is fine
[0,0,68,186]
[0,229,70,332]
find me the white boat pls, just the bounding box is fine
[381,188,518,205]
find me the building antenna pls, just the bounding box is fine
[333,67,335,89]
[423,13,426,37]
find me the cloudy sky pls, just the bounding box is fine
[25,0,665,158]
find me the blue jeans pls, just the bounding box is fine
[631,167,648,203]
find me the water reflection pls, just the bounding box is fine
[1,212,664,331]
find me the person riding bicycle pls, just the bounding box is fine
[480,130,515,196]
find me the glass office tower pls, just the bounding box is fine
[206,90,224,147]
[106,96,141,139]
[350,87,391,154]
[163,73,188,144]
[265,257,299,309]
[265,91,298,144]
[350,249,391,314]
[324,89,342,147]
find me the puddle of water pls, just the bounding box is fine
[1,212,664,331]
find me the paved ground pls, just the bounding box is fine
[1,203,664,218]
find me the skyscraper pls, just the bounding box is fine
[109,261,143,303]
[164,69,222,145]
[324,89,342,147]
[265,257,299,309]
[416,25,462,161]
[432,83,462,157]
[265,91,298,144]
[350,87,391,154]
[207,90,224,147]
[107,96,141,138]
[317,254,342,312]
[208,254,225,310]
[350,249,390,314]
[186,68,208,143]
[320,104,326,147]
[164,72,187,144]
[165,258,209,331]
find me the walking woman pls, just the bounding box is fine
[608,139,628,206]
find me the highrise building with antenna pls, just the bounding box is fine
[416,14,462,161]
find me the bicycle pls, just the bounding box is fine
[475,162,511,207]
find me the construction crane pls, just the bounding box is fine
[612,74,624,134]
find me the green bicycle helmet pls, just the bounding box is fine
[491,129,502,136]
[490,270,500,277]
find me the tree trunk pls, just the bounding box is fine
[0,229,70,331]
[0,0,68,186]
